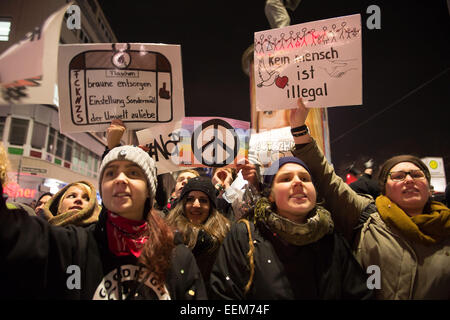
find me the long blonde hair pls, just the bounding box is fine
[166,197,230,252]
[57,182,92,215]
[0,142,11,187]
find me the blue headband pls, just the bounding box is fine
[263,157,312,187]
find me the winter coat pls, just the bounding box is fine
[39,181,100,226]
[209,214,372,300]
[0,187,207,300]
[292,139,450,299]
[349,173,380,200]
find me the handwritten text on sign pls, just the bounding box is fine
[58,43,184,133]
[254,14,362,111]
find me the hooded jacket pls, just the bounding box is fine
[209,203,372,300]
[292,139,450,299]
[0,186,207,300]
[40,181,100,226]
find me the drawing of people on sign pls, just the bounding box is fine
[177,117,250,168]
[254,14,362,111]
[58,43,185,133]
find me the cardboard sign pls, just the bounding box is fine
[136,121,189,175]
[254,14,362,110]
[58,43,185,133]
[421,157,446,193]
[178,117,250,168]
[0,3,70,105]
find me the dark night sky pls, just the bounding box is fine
[98,0,450,180]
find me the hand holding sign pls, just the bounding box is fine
[254,14,362,111]
[106,119,126,149]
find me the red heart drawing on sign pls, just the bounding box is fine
[275,75,288,89]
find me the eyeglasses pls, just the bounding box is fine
[388,170,425,181]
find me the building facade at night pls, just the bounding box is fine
[0,0,118,204]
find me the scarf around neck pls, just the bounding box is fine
[376,195,450,245]
[254,198,334,246]
[106,211,149,257]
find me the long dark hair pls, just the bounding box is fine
[138,199,175,286]
[165,196,230,252]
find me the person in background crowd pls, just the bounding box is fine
[289,98,450,299]
[34,192,53,216]
[211,167,236,221]
[236,158,263,193]
[210,156,372,299]
[39,181,100,227]
[349,159,381,200]
[166,176,230,296]
[167,169,200,210]
[0,145,206,299]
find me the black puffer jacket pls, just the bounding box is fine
[210,220,373,300]
[0,188,207,300]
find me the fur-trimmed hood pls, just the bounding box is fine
[40,180,101,227]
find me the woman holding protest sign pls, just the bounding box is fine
[285,98,450,299]
[209,144,372,299]
[0,144,206,299]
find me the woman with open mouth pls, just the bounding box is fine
[284,98,450,300]
[0,145,206,300]
[209,136,372,299]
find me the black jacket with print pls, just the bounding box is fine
[210,220,373,300]
[0,190,207,300]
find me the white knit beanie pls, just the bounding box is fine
[98,146,157,200]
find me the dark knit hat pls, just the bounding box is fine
[263,156,312,187]
[179,176,217,208]
[378,155,431,194]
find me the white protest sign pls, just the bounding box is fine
[0,3,70,105]
[58,43,185,133]
[249,126,295,168]
[421,157,446,193]
[136,121,189,175]
[254,14,362,111]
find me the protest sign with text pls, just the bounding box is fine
[58,43,185,133]
[136,121,190,175]
[0,3,70,105]
[254,14,362,111]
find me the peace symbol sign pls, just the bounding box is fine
[191,119,239,167]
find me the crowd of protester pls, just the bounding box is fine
[0,98,449,300]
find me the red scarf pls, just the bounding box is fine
[106,211,149,257]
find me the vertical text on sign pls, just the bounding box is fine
[70,69,87,124]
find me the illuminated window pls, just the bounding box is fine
[0,19,12,41]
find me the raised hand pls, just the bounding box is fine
[106,119,126,149]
